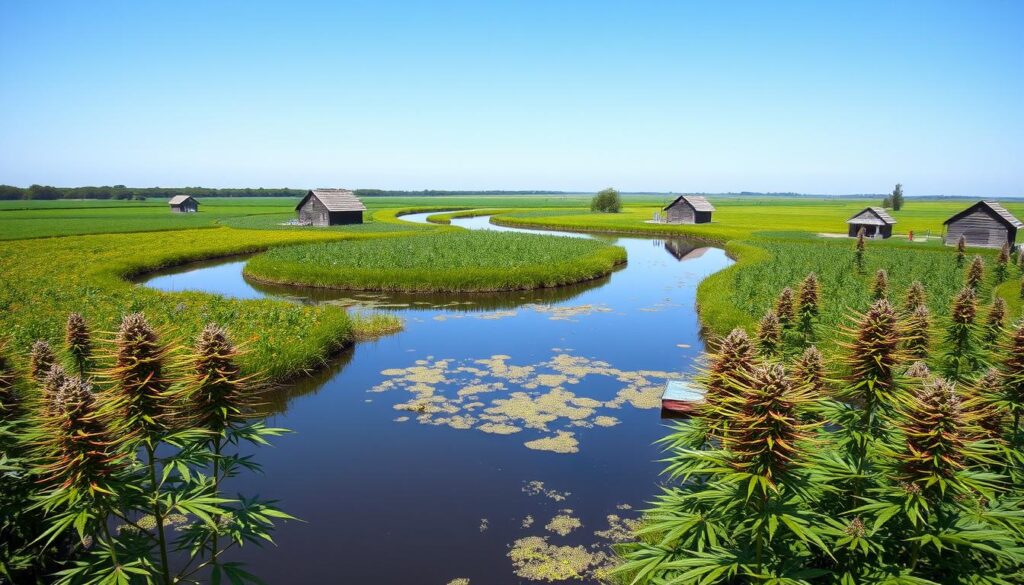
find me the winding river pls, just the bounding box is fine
[140,213,732,584]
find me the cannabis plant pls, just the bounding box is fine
[756,310,782,358]
[995,242,1010,283]
[903,280,926,313]
[872,269,888,301]
[64,312,91,376]
[965,255,985,292]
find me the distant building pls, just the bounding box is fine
[943,200,1022,248]
[846,207,895,238]
[295,189,366,226]
[662,195,714,224]
[168,195,199,213]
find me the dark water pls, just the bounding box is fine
[140,214,731,584]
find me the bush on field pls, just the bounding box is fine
[590,188,621,213]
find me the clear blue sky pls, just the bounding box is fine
[1,1,1021,195]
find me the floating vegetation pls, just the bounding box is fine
[522,515,535,528]
[508,536,607,582]
[372,352,680,453]
[545,511,582,536]
[479,518,489,533]
[446,579,470,585]
[524,432,579,454]
[522,481,570,502]
[593,514,642,543]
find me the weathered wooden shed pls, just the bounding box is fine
[943,200,1022,248]
[662,195,714,224]
[295,189,366,226]
[846,207,895,238]
[168,195,199,213]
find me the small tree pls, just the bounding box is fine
[590,188,621,213]
[890,183,904,211]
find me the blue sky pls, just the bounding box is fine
[1,1,1021,195]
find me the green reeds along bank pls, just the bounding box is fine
[243,230,627,292]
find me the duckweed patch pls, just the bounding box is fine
[507,536,605,582]
[371,353,681,453]
[524,432,580,454]
[593,514,642,543]
[545,512,582,536]
[522,481,571,502]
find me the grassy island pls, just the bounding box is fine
[243,230,627,292]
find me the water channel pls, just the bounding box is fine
[139,213,733,584]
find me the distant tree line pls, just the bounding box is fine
[353,189,567,197]
[0,185,306,201]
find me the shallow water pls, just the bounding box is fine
[139,213,732,584]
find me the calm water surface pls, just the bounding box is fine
[140,214,731,584]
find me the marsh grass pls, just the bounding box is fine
[0,227,402,380]
[243,230,627,292]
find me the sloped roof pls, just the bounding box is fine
[168,195,197,206]
[943,200,1023,229]
[847,207,896,225]
[942,201,1024,228]
[296,189,367,212]
[663,195,715,212]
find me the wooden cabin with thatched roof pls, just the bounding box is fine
[295,189,366,226]
[662,195,714,224]
[168,195,199,213]
[943,200,1022,248]
[847,207,895,238]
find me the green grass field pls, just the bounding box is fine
[0,225,410,379]
[483,198,1024,343]
[243,230,626,292]
[2,195,1021,375]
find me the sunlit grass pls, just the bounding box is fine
[0,226,404,379]
[244,230,627,292]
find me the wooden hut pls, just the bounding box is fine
[295,189,366,226]
[168,195,199,213]
[943,200,1022,248]
[662,195,714,224]
[846,207,895,238]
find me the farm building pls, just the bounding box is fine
[662,195,714,224]
[846,207,895,238]
[168,195,199,213]
[295,189,366,226]
[943,200,1022,248]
